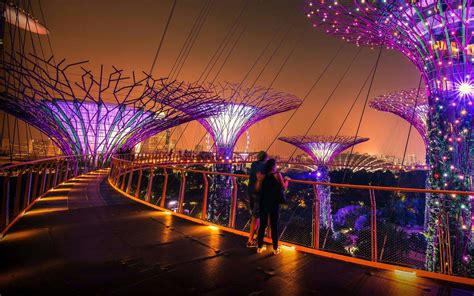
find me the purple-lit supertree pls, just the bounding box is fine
[279,135,369,229]
[370,89,436,231]
[195,83,301,224]
[199,82,302,160]
[0,52,220,163]
[370,88,429,147]
[305,0,473,275]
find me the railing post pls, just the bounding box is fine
[31,164,40,199]
[47,163,55,189]
[134,168,143,198]
[126,163,134,194]
[160,168,168,208]
[178,170,186,213]
[62,161,69,182]
[114,161,121,185]
[120,162,129,191]
[229,176,238,228]
[39,165,48,195]
[73,158,79,177]
[53,162,60,187]
[145,167,154,203]
[14,169,24,218]
[369,189,378,262]
[24,168,33,207]
[1,172,11,231]
[312,184,320,250]
[201,173,208,220]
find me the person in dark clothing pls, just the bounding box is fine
[256,158,288,254]
[246,151,268,247]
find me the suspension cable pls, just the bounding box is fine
[168,0,213,81]
[341,44,384,183]
[148,0,178,76]
[400,75,423,168]
[288,47,362,161]
[265,45,344,152]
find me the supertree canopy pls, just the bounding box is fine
[330,152,393,172]
[199,82,302,160]
[279,135,369,229]
[187,83,301,225]
[0,52,220,162]
[304,0,473,276]
[370,88,429,147]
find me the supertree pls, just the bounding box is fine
[0,52,220,163]
[369,89,436,231]
[187,82,301,225]
[304,0,473,276]
[370,88,429,147]
[330,152,393,172]
[199,82,302,160]
[279,135,369,229]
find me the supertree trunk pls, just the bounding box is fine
[208,162,233,225]
[425,91,473,275]
[316,166,333,230]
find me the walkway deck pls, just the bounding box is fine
[0,170,472,295]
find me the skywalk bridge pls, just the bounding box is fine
[0,154,473,295]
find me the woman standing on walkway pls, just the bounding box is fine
[256,158,288,254]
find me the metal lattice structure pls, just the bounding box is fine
[199,82,302,159]
[279,135,369,229]
[330,152,393,172]
[370,89,429,147]
[0,52,221,162]
[304,0,473,277]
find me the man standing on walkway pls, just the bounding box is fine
[246,151,268,247]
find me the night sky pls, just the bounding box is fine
[9,0,424,161]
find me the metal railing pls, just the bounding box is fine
[0,155,104,236]
[109,156,473,281]
[114,151,430,171]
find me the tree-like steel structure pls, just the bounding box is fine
[279,135,369,229]
[199,82,302,160]
[304,0,473,276]
[0,52,220,163]
[370,89,437,234]
[370,89,429,147]
[193,82,302,224]
[330,152,393,172]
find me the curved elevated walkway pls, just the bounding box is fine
[0,170,472,295]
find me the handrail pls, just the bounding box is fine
[0,154,101,172]
[112,152,430,171]
[112,158,474,196]
[1,154,104,236]
[108,156,474,283]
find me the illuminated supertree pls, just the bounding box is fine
[370,88,429,147]
[370,89,436,233]
[188,83,301,225]
[199,82,302,160]
[305,0,473,276]
[330,152,393,172]
[279,135,369,229]
[0,52,220,163]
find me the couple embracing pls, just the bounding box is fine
[247,151,289,254]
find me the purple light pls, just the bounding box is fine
[196,83,302,159]
[279,135,369,229]
[370,88,429,147]
[0,52,221,160]
[279,135,369,165]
